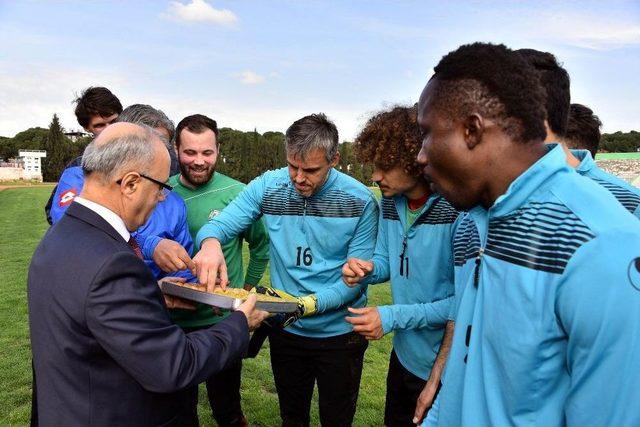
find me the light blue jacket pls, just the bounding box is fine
[51,165,194,281]
[427,145,640,427]
[364,194,459,379]
[571,148,640,218]
[197,167,378,338]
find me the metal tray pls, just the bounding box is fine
[159,281,299,313]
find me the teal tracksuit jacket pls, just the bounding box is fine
[426,145,640,426]
[197,167,378,338]
[364,194,459,379]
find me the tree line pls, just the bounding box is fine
[0,114,374,185]
[600,131,640,153]
[3,113,637,185]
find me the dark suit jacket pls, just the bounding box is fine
[28,202,249,426]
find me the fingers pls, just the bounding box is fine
[237,295,269,331]
[345,306,383,339]
[176,249,195,273]
[158,276,186,284]
[350,258,374,276]
[413,396,427,425]
[248,310,269,332]
[237,293,257,316]
[218,261,229,290]
[255,309,269,324]
[342,258,373,286]
[197,261,210,291]
[413,382,437,425]
[342,275,362,286]
[348,258,365,277]
[347,306,371,315]
[345,314,371,325]
[193,239,225,292]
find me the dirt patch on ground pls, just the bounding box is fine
[0,183,55,192]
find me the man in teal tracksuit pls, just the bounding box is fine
[194,113,378,426]
[571,147,640,218]
[418,43,640,426]
[342,106,458,426]
[517,48,640,220]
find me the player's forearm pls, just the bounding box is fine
[428,320,454,386]
[245,256,268,286]
[315,281,365,313]
[378,296,453,332]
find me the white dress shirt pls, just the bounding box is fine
[74,197,130,242]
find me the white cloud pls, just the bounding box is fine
[537,11,640,50]
[0,63,129,137]
[237,70,266,85]
[165,0,238,27]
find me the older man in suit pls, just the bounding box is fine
[28,122,267,426]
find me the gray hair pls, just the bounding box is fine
[285,113,339,162]
[117,104,175,146]
[82,126,157,183]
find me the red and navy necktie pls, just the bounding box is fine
[127,237,143,260]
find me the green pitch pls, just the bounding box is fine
[596,152,640,160]
[0,187,393,426]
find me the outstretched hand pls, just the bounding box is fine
[153,239,196,274]
[345,306,383,340]
[193,238,228,292]
[342,258,373,286]
[236,294,269,332]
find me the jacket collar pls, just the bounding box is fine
[64,201,128,244]
[393,192,440,217]
[569,148,597,174]
[471,144,572,219]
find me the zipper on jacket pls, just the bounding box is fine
[473,247,484,288]
[302,197,308,234]
[399,234,409,277]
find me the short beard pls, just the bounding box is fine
[179,162,215,187]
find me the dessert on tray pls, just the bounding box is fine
[158,281,299,313]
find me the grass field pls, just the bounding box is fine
[595,152,640,160]
[0,186,392,426]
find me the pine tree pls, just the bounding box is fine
[42,114,69,182]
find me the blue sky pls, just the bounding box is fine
[1,0,638,140]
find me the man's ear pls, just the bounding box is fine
[463,113,484,150]
[330,151,340,168]
[118,172,140,197]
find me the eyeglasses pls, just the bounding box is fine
[116,173,173,192]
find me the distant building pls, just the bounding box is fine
[18,150,47,181]
[65,130,90,142]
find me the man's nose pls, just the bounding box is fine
[417,143,429,166]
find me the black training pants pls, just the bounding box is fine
[269,329,368,427]
[384,349,428,427]
[180,326,245,427]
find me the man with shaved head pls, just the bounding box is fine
[28,123,267,426]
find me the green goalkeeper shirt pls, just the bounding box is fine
[168,171,270,327]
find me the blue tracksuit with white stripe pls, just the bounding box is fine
[570,148,640,218]
[426,145,640,426]
[363,194,459,380]
[50,165,194,281]
[196,167,378,338]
